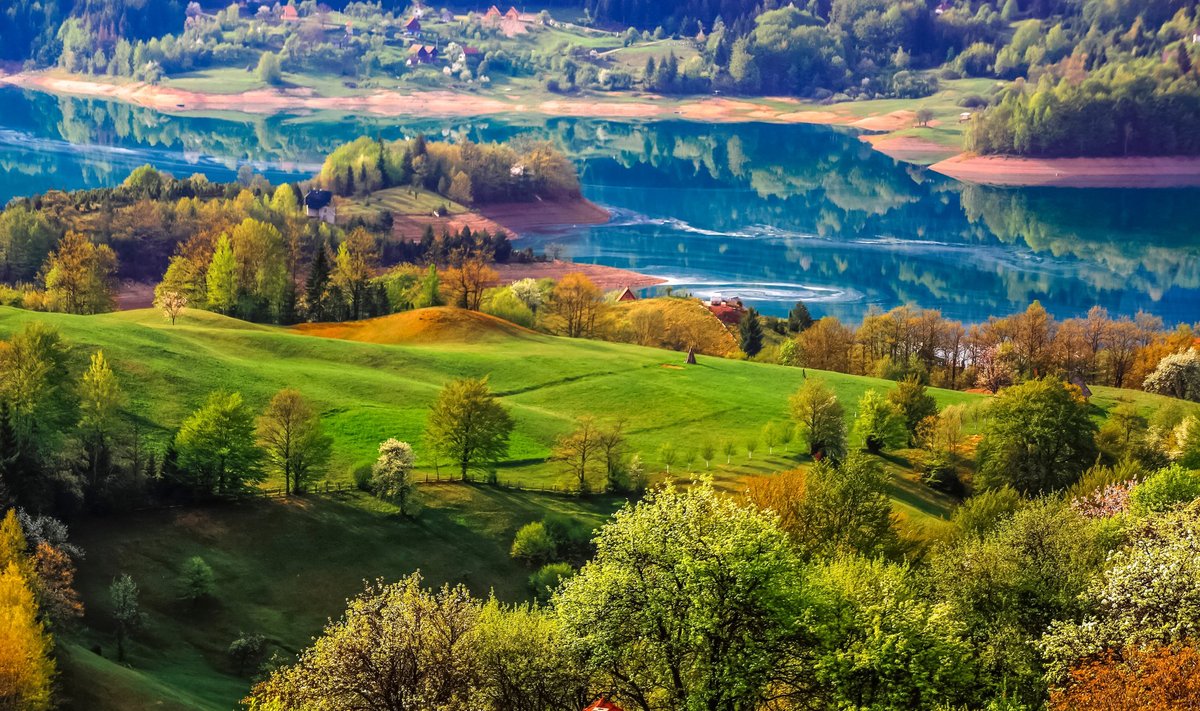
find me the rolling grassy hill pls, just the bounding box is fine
[2,304,1189,709]
[0,305,986,492]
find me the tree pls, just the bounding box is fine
[0,559,54,710]
[43,230,118,314]
[154,289,187,325]
[256,388,332,495]
[852,389,906,454]
[443,256,497,311]
[370,438,418,515]
[550,273,602,338]
[177,556,215,606]
[256,50,282,85]
[739,308,764,357]
[228,633,268,676]
[175,392,264,497]
[699,440,716,468]
[887,376,938,445]
[425,377,513,480]
[303,243,332,321]
[977,377,1098,495]
[79,350,123,502]
[0,206,57,283]
[1143,348,1200,402]
[206,235,239,314]
[553,416,602,494]
[596,421,629,493]
[804,556,976,709]
[31,540,83,625]
[249,574,482,709]
[1040,502,1200,686]
[748,455,896,560]
[788,301,813,332]
[510,521,557,568]
[553,481,802,710]
[509,278,543,314]
[331,228,376,320]
[915,107,935,127]
[110,574,146,662]
[1050,643,1200,711]
[789,377,847,461]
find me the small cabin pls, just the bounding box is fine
[408,44,439,64]
[280,5,299,21]
[304,190,336,224]
[405,16,421,33]
[616,286,638,302]
[505,6,521,20]
[440,8,454,22]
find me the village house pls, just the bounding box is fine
[304,189,336,224]
[706,295,745,325]
[616,286,638,302]
[404,16,421,34]
[408,44,439,64]
[280,4,299,21]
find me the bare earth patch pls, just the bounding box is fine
[390,199,610,240]
[930,153,1200,188]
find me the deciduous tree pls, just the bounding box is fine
[256,388,331,495]
[425,377,513,480]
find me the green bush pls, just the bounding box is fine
[529,562,575,601]
[351,461,373,492]
[1130,465,1200,516]
[510,521,557,567]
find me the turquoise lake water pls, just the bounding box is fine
[1,86,1197,323]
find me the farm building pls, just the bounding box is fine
[408,44,439,64]
[304,190,336,224]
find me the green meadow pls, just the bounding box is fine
[0,304,1186,709]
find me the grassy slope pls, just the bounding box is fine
[0,305,981,491]
[61,488,621,710]
[15,304,1187,708]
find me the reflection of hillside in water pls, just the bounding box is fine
[2,87,1198,321]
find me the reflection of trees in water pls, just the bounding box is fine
[959,185,1200,292]
[16,89,1200,311]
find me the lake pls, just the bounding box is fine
[2,86,1197,324]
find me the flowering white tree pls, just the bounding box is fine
[1144,348,1200,402]
[509,278,544,313]
[371,439,418,515]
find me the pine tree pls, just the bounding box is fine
[739,308,764,357]
[788,301,813,332]
[304,244,332,322]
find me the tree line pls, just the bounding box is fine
[771,300,1198,398]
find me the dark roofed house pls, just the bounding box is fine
[405,16,421,33]
[463,46,481,57]
[408,44,439,64]
[304,189,336,224]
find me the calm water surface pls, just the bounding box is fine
[1,86,1197,323]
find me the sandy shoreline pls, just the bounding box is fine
[930,153,1200,188]
[1,70,874,125]
[9,70,1200,188]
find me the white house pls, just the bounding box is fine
[304,189,336,224]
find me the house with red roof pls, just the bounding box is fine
[280,4,299,21]
[405,16,422,33]
[505,6,521,20]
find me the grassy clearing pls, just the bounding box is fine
[337,187,467,224]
